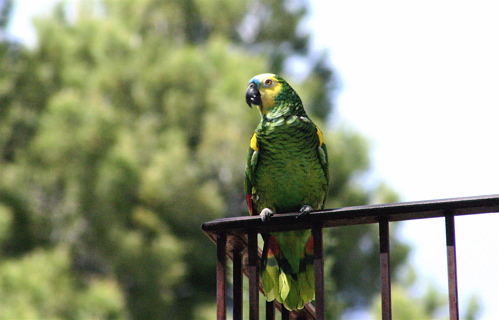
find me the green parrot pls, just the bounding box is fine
[244,73,329,310]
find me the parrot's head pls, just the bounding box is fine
[245,73,304,117]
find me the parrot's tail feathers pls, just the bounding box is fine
[297,263,315,303]
[281,273,305,311]
[262,235,280,302]
[262,267,277,302]
[261,233,315,311]
[262,258,279,301]
[297,235,315,305]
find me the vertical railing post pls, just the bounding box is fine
[217,233,227,320]
[445,212,460,320]
[265,301,275,320]
[379,217,392,320]
[233,248,243,320]
[281,307,289,320]
[313,224,325,320]
[248,229,259,320]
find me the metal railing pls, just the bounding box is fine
[201,194,499,320]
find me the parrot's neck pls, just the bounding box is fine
[260,87,308,119]
[263,103,307,121]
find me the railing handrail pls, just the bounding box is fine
[202,194,499,235]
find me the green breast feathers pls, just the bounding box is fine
[244,73,328,219]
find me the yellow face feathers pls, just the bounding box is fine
[255,74,282,114]
[246,73,284,115]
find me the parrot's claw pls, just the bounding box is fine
[259,208,274,222]
[297,205,314,218]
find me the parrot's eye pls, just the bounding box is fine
[263,79,274,87]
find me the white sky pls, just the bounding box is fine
[310,0,499,319]
[8,0,499,319]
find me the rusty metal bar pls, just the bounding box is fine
[379,217,392,320]
[233,248,243,320]
[266,301,275,320]
[281,307,289,319]
[202,195,499,235]
[313,225,325,320]
[217,233,227,320]
[248,230,259,320]
[445,213,460,320]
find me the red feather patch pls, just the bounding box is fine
[267,235,280,258]
[246,194,253,215]
[305,235,314,255]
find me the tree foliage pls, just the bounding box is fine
[0,0,412,318]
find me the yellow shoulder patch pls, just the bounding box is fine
[250,132,258,151]
[316,127,324,147]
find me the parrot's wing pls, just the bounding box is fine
[245,132,259,215]
[316,126,329,208]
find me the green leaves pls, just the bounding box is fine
[0,246,127,319]
[0,0,414,318]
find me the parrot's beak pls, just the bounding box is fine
[246,83,262,108]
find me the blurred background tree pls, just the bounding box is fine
[0,0,456,319]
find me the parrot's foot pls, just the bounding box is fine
[259,208,274,222]
[296,205,314,218]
